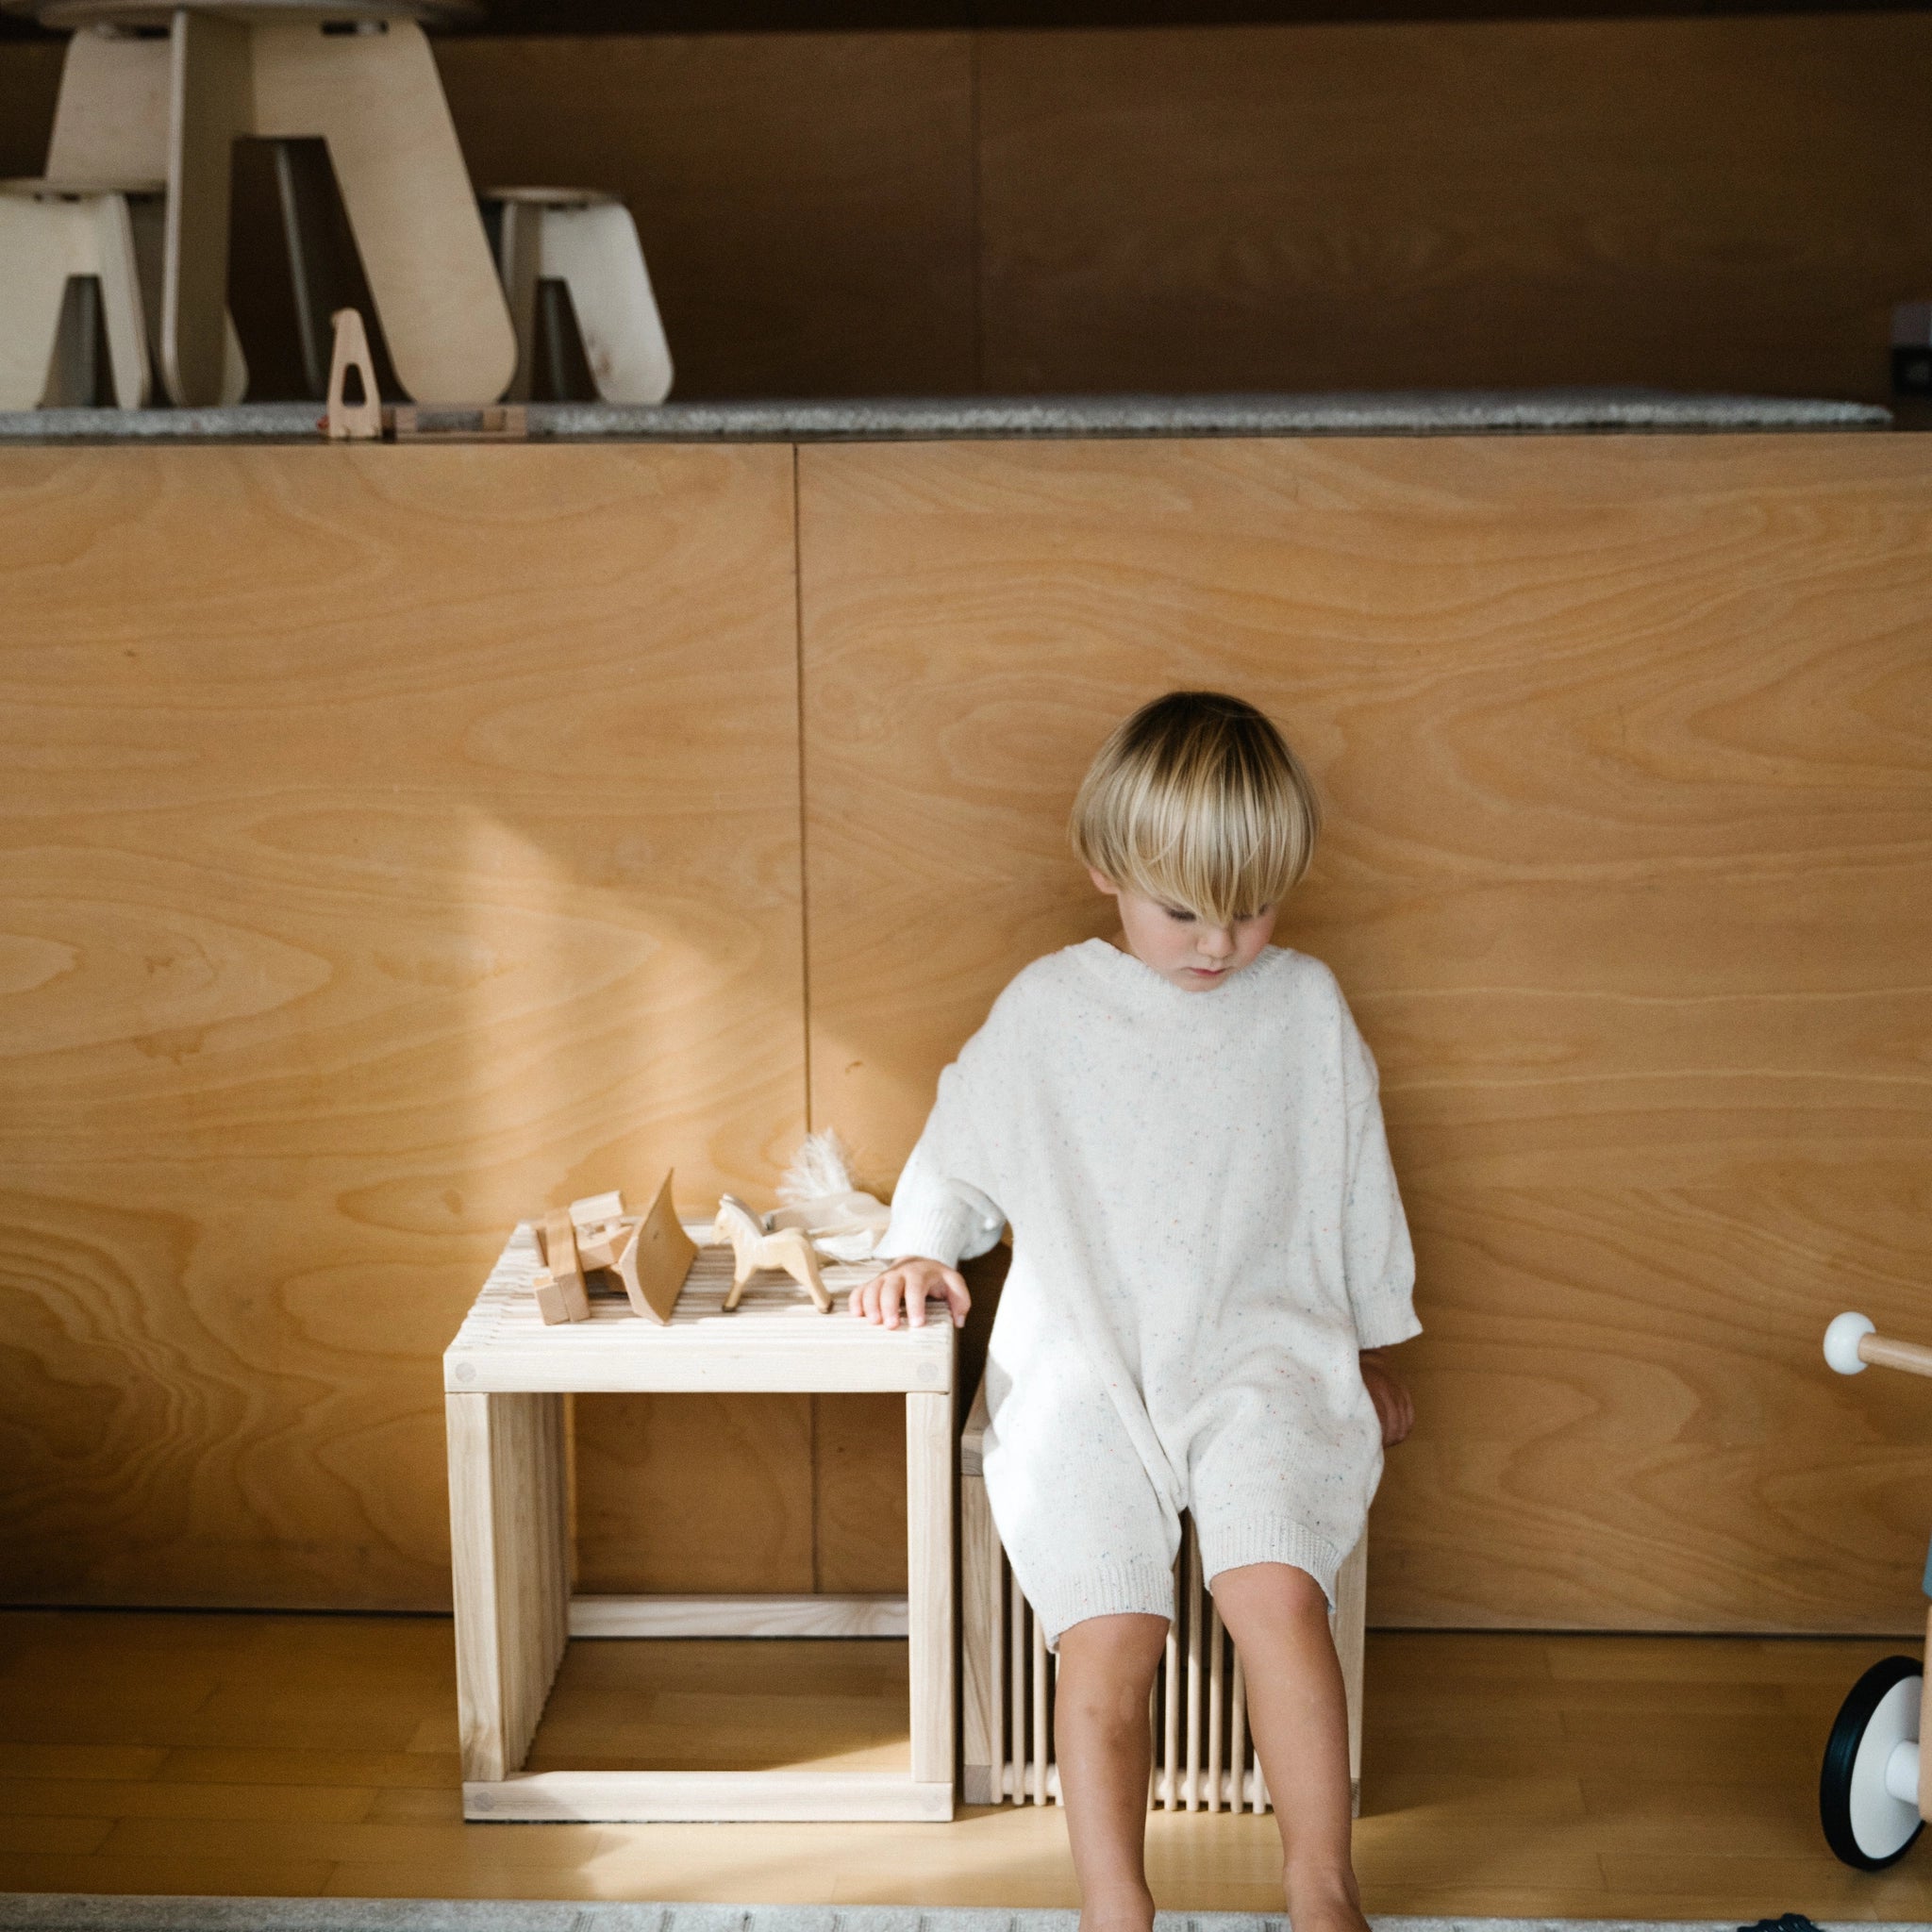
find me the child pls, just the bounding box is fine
[851,690,1418,1932]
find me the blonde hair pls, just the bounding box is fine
[1070,691,1321,925]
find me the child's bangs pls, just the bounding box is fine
[1110,774,1306,927]
[1071,689,1322,924]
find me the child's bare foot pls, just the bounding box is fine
[1078,1883,1156,1932]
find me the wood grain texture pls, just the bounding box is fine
[446,1391,568,1781]
[797,433,1932,1634]
[977,15,1932,402]
[9,1607,1932,1913]
[0,443,806,1608]
[435,33,976,401]
[13,11,1926,405]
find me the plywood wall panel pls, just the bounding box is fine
[977,14,1932,403]
[9,15,1926,404]
[0,444,807,1608]
[436,33,977,401]
[796,434,1932,1633]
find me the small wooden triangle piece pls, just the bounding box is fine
[325,308,384,441]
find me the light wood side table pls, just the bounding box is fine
[443,1223,957,1824]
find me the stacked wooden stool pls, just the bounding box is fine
[7,0,516,406]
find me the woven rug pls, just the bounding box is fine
[1,1905,1923,1932]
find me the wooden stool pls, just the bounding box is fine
[12,0,515,408]
[483,188,674,405]
[0,177,153,407]
[443,1223,956,1822]
[959,1370,1369,1813]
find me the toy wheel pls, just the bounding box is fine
[1821,1654,1924,1870]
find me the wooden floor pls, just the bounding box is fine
[2,1611,1931,1918]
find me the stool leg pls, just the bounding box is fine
[447,1391,570,1786]
[47,25,169,181]
[907,1389,956,1809]
[491,198,542,404]
[92,193,152,408]
[538,202,674,405]
[160,8,252,408]
[0,199,84,409]
[253,19,514,404]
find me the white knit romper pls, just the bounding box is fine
[879,940,1420,1646]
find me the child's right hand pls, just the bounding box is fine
[849,1256,971,1330]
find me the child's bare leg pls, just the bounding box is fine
[1210,1562,1367,1932]
[1053,1611,1170,1932]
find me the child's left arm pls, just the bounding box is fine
[1359,1347,1414,1447]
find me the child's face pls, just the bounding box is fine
[1090,871,1278,991]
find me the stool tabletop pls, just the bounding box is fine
[10,0,479,25]
[444,1222,954,1396]
[482,187,623,208]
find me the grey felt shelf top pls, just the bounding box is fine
[0,388,1893,444]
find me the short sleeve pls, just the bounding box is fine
[878,1025,1009,1268]
[1339,1009,1422,1351]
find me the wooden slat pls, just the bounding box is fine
[958,1462,1002,1805]
[566,1592,908,1638]
[0,442,805,1610]
[796,433,1932,1634]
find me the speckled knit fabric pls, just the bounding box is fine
[880,939,1421,1645]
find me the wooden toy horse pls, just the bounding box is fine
[712,1193,831,1312]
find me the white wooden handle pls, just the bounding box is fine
[1825,1310,1932,1379]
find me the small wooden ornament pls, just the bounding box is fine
[611,1172,697,1324]
[714,1193,831,1313]
[325,308,383,441]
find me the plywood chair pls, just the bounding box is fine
[483,188,674,405]
[0,177,153,408]
[14,0,516,408]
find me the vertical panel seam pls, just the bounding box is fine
[794,442,823,1599]
[792,441,812,1134]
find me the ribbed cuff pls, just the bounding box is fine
[1198,1517,1343,1608]
[1022,1557,1176,1652]
[877,1197,974,1269]
[1355,1307,1424,1351]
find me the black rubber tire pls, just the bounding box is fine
[1821,1653,1925,1870]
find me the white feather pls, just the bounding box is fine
[777,1129,859,1206]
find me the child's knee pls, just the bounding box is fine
[1211,1558,1329,1624]
[1057,1609,1169,1707]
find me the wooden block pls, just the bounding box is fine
[325,308,383,441]
[531,1275,569,1328]
[610,1173,697,1324]
[541,1208,591,1324]
[569,1191,625,1229]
